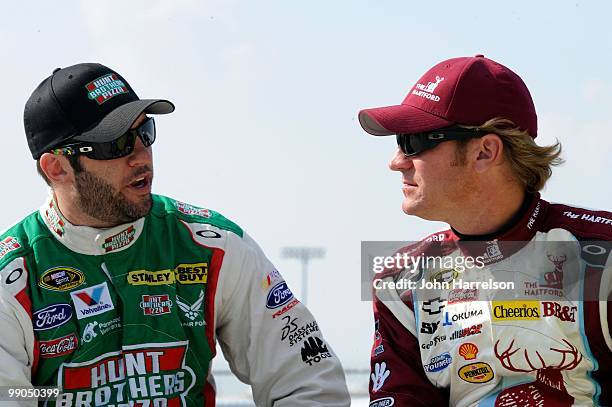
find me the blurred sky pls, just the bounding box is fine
[1,0,611,381]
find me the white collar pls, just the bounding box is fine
[39,192,145,256]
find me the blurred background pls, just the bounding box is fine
[1,1,610,404]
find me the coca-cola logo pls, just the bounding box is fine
[266,282,294,309]
[33,303,72,331]
[39,333,78,358]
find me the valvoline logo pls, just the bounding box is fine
[70,282,114,320]
[266,282,294,309]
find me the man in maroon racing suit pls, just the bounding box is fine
[358,55,611,406]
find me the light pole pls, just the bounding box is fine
[280,247,325,307]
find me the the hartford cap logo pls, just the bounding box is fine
[413,75,445,102]
[85,73,129,105]
[70,282,115,320]
[57,341,196,406]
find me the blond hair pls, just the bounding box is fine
[461,118,564,192]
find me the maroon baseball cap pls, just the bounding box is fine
[358,55,537,138]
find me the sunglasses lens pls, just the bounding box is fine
[397,134,426,156]
[137,118,156,147]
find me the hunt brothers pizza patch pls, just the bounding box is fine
[102,226,136,253]
[85,73,129,105]
[57,342,196,406]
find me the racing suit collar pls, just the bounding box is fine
[449,193,548,264]
[39,192,145,255]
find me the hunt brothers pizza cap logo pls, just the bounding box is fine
[85,73,129,105]
[141,294,173,316]
[0,236,20,259]
[39,333,78,358]
[56,342,196,406]
[102,226,136,252]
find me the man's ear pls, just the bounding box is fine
[472,134,504,173]
[39,153,74,185]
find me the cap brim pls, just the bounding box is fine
[74,99,175,143]
[358,104,454,136]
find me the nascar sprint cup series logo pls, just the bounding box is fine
[57,342,196,406]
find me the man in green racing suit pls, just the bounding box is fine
[0,63,350,406]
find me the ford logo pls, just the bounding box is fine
[33,303,72,331]
[266,282,294,309]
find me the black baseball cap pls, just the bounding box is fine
[24,63,175,159]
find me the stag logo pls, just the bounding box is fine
[541,254,567,289]
[494,338,583,406]
[413,76,445,102]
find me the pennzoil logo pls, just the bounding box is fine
[85,73,128,105]
[57,342,196,406]
[458,362,494,383]
[102,226,136,252]
[127,263,208,285]
[492,300,540,321]
[39,267,85,291]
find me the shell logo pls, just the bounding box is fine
[458,342,479,360]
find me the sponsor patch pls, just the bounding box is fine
[174,201,211,218]
[128,269,174,285]
[40,267,85,292]
[281,316,319,346]
[370,397,395,407]
[424,352,452,373]
[1,258,28,296]
[140,294,173,316]
[0,236,21,259]
[430,268,459,284]
[39,333,78,358]
[449,324,482,341]
[372,319,384,356]
[492,300,540,321]
[176,290,206,327]
[458,362,494,384]
[102,226,136,252]
[420,321,441,335]
[422,297,446,315]
[262,269,283,290]
[33,303,72,331]
[85,73,128,104]
[542,301,577,322]
[174,263,208,284]
[458,343,479,360]
[421,334,447,350]
[371,362,391,393]
[448,288,479,304]
[57,342,196,405]
[82,317,122,343]
[266,281,294,309]
[301,336,332,366]
[70,282,114,319]
[44,201,65,237]
[272,298,299,319]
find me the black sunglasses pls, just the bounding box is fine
[51,117,156,160]
[396,126,486,157]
